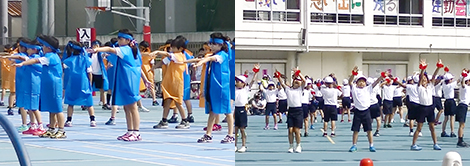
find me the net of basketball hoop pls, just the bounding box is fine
[85,7,106,24]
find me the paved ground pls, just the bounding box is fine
[235,110,470,166]
[0,97,234,166]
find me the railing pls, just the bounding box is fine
[0,113,31,166]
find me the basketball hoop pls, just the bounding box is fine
[85,7,106,24]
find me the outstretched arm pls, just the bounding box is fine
[349,66,358,87]
[431,59,443,84]
[0,55,27,61]
[14,58,40,67]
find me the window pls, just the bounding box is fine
[310,0,364,24]
[373,0,423,26]
[242,0,300,22]
[432,0,470,27]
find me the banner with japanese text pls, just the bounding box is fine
[271,0,286,11]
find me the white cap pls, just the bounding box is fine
[306,79,312,84]
[407,76,413,81]
[441,151,462,166]
[464,76,470,82]
[413,75,419,83]
[268,81,275,86]
[395,77,400,82]
[235,75,247,83]
[355,74,367,82]
[428,75,433,80]
[366,77,374,85]
[343,79,348,85]
[324,76,334,83]
[444,73,454,80]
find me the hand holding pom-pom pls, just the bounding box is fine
[436,59,444,68]
[444,67,450,72]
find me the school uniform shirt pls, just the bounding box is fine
[443,82,457,99]
[234,86,250,107]
[321,88,342,106]
[263,89,278,103]
[20,54,42,110]
[394,86,404,97]
[459,85,470,105]
[91,53,102,75]
[351,85,373,111]
[110,46,142,106]
[406,84,420,104]
[278,88,288,100]
[204,51,231,114]
[371,85,380,105]
[342,85,351,98]
[313,86,322,97]
[90,52,109,91]
[433,83,443,97]
[286,87,303,108]
[418,84,435,106]
[38,52,63,113]
[301,89,312,104]
[382,85,396,101]
[63,54,94,106]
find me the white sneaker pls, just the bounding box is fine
[400,119,406,123]
[139,106,150,112]
[288,147,294,153]
[409,131,414,137]
[295,145,302,153]
[238,146,246,153]
[391,119,395,123]
[235,147,238,152]
[99,102,103,106]
[418,132,422,137]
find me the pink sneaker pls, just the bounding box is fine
[32,128,46,136]
[22,127,36,135]
[122,133,142,142]
[117,132,131,140]
[203,124,222,131]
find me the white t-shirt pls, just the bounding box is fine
[342,85,351,97]
[321,88,342,106]
[443,81,457,99]
[459,85,470,105]
[286,87,303,108]
[235,87,250,107]
[371,85,379,104]
[263,89,278,103]
[301,89,312,104]
[382,85,396,101]
[406,84,420,104]
[278,88,287,100]
[418,84,435,106]
[351,85,373,111]
[393,86,404,97]
[313,86,322,97]
[91,53,102,75]
[433,83,443,97]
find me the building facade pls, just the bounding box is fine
[235,0,470,82]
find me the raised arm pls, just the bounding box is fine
[461,69,468,88]
[249,64,260,88]
[431,59,444,84]
[275,69,287,89]
[349,66,358,87]
[418,59,427,87]
[293,67,306,88]
[149,50,170,57]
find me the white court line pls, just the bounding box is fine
[0,140,175,166]
[78,141,234,163]
[0,159,122,165]
[84,145,232,166]
[235,160,444,165]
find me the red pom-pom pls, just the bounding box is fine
[381,72,386,78]
[243,74,248,78]
[419,64,427,70]
[316,82,321,87]
[311,91,315,95]
[294,70,301,76]
[436,62,444,68]
[393,77,398,82]
[444,67,450,72]
[462,72,468,78]
[253,68,260,73]
[274,71,281,78]
[352,70,358,76]
[337,86,342,90]
[385,78,391,83]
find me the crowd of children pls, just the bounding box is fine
[233,59,470,153]
[0,31,235,143]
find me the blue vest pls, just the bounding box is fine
[40,52,63,113]
[204,51,231,114]
[63,53,94,106]
[110,46,142,106]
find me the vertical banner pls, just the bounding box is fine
[373,0,385,15]
[271,0,286,11]
[433,0,443,16]
[76,28,95,48]
[337,0,350,14]
[143,25,151,49]
[443,0,455,17]
[385,0,398,15]
[455,0,467,16]
[350,0,363,14]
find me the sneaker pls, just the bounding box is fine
[238,146,247,153]
[403,123,409,127]
[176,121,190,129]
[294,145,302,153]
[203,124,221,131]
[197,134,213,143]
[117,132,131,140]
[309,125,314,130]
[264,126,269,130]
[122,133,142,142]
[0,101,4,106]
[369,146,376,152]
[348,119,351,123]
[410,145,422,151]
[288,147,294,153]
[153,120,169,129]
[32,128,46,136]
[139,106,150,112]
[341,119,344,123]
[323,133,327,137]
[373,131,380,137]
[90,121,97,127]
[7,109,13,115]
[383,124,388,128]
[221,135,235,143]
[400,119,406,123]
[418,132,422,137]
[387,124,392,128]
[17,125,28,132]
[81,106,87,110]
[409,132,414,137]
[50,130,67,139]
[304,132,308,137]
[102,105,111,110]
[99,102,103,106]
[168,116,179,123]
[187,115,195,123]
[39,130,55,138]
[450,132,457,137]
[457,141,470,148]
[278,119,283,123]
[274,125,278,130]
[22,127,36,135]
[222,117,227,123]
[314,119,317,123]
[441,132,450,137]
[433,144,442,150]
[105,118,116,125]
[64,121,72,127]
[331,133,336,137]
[152,100,159,106]
[349,145,357,152]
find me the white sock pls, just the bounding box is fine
[370,143,374,147]
[127,131,133,134]
[134,131,140,135]
[289,144,293,148]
